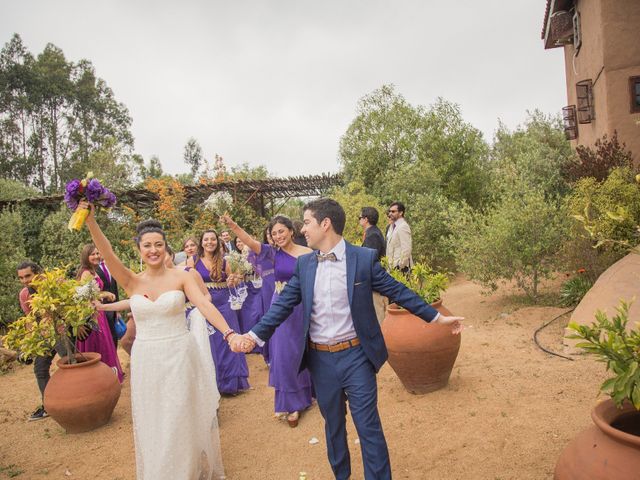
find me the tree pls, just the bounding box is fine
[454,182,569,301]
[0,178,38,201]
[490,111,573,200]
[0,34,135,193]
[339,85,491,210]
[132,154,164,182]
[183,137,203,180]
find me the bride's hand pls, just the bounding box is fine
[77,200,96,219]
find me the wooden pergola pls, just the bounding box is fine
[0,173,344,216]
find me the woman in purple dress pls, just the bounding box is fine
[187,230,250,395]
[221,214,314,427]
[76,244,124,383]
[235,238,263,354]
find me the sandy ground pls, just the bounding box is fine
[0,277,607,480]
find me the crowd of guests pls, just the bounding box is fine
[14,200,414,426]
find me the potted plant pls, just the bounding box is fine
[554,299,640,479]
[3,267,121,433]
[380,260,461,394]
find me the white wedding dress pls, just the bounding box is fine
[129,290,225,480]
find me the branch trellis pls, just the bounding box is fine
[0,173,344,216]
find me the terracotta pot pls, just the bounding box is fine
[554,399,640,479]
[44,352,121,433]
[381,300,461,394]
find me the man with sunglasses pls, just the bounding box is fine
[386,201,412,273]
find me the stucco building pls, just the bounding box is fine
[542,0,640,161]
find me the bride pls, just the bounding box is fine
[81,201,246,480]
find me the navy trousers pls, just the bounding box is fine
[307,345,391,480]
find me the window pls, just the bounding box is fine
[576,80,594,123]
[562,105,578,140]
[630,76,640,114]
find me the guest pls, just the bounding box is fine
[221,213,314,427]
[17,261,50,421]
[76,244,124,382]
[220,230,234,253]
[187,230,249,395]
[176,236,198,266]
[386,201,413,272]
[18,260,89,421]
[359,207,387,323]
[359,207,385,261]
[95,257,119,348]
[292,220,308,247]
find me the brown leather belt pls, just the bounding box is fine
[308,337,360,353]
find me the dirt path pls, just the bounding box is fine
[0,278,606,479]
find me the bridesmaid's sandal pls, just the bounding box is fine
[287,411,299,428]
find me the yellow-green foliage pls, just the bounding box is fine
[3,268,96,360]
[567,167,640,253]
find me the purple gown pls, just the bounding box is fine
[194,258,250,395]
[252,247,276,364]
[268,247,314,413]
[237,277,263,354]
[76,272,124,382]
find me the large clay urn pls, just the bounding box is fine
[554,399,640,479]
[44,352,121,433]
[381,300,461,394]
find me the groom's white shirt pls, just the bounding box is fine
[309,238,356,344]
[248,238,357,346]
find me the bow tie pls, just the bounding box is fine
[316,252,337,262]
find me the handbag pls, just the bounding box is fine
[114,315,127,339]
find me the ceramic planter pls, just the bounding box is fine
[554,399,640,479]
[381,300,461,394]
[44,352,121,433]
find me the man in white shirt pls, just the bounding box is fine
[232,198,462,480]
[386,201,412,272]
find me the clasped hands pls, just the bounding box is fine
[228,333,256,353]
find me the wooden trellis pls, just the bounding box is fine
[0,173,344,216]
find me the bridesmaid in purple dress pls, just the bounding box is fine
[257,227,276,364]
[235,238,263,354]
[221,214,314,427]
[188,230,250,395]
[76,244,124,382]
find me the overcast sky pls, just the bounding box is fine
[1,1,566,177]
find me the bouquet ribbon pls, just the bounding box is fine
[68,208,89,231]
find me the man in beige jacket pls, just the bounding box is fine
[386,201,412,272]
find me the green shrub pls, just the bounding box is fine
[0,209,26,329]
[330,181,386,245]
[567,167,640,253]
[559,274,593,307]
[454,184,569,301]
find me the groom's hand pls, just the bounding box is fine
[435,315,465,335]
[229,333,256,353]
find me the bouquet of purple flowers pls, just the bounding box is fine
[64,172,117,231]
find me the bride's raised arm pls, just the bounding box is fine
[220,213,262,254]
[81,200,137,292]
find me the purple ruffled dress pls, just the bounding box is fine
[267,247,314,413]
[252,246,276,364]
[194,258,250,395]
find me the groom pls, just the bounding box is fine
[232,198,463,479]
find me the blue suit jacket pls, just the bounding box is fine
[251,241,440,372]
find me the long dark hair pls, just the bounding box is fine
[197,229,224,281]
[77,243,98,280]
